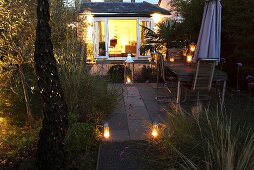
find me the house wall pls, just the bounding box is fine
[78,16,154,63]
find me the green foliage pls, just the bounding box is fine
[0,64,42,122]
[158,99,254,169]
[136,65,157,83]
[170,0,205,42]
[60,64,118,124]
[0,118,41,162]
[157,21,187,48]
[66,122,95,152]
[170,0,254,88]
[107,64,125,83]
[221,0,254,58]
[65,113,98,169]
[139,21,186,58]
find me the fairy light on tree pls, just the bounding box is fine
[34,0,69,169]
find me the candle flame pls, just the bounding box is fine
[104,123,110,139]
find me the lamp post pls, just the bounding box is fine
[124,53,134,85]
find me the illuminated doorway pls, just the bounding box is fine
[108,20,137,57]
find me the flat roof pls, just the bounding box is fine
[79,2,170,17]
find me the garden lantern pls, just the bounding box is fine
[187,54,192,63]
[169,57,175,62]
[124,53,134,85]
[189,42,196,52]
[151,123,159,138]
[151,50,159,63]
[103,123,110,139]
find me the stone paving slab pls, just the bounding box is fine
[126,106,150,120]
[109,130,130,141]
[124,96,145,107]
[124,86,140,97]
[97,141,163,170]
[106,83,173,141]
[128,119,150,140]
[107,112,128,130]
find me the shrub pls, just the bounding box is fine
[158,104,254,169]
[66,122,95,152]
[59,64,118,124]
[65,112,99,169]
[107,64,125,83]
[0,117,41,163]
[0,64,42,123]
[66,113,96,152]
[136,65,157,83]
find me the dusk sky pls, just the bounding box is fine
[136,0,159,4]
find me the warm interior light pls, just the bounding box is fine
[187,55,192,63]
[86,15,94,24]
[169,57,175,62]
[151,13,162,24]
[104,123,110,139]
[86,26,93,41]
[151,123,159,138]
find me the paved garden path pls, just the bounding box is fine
[106,83,171,141]
[97,83,172,170]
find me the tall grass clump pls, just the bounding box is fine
[59,63,118,124]
[159,104,254,169]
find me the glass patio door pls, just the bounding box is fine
[94,19,108,59]
[108,19,137,58]
[137,18,153,57]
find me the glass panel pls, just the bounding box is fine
[140,21,151,56]
[94,21,106,57]
[108,20,137,57]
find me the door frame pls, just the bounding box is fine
[93,17,153,60]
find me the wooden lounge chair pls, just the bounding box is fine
[181,58,217,102]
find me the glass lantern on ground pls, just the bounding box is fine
[124,53,134,85]
[103,123,110,139]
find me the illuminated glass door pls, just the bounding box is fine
[94,20,107,58]
[138,19,153,57]
[108,20,137,58]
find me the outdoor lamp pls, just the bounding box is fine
[151,123,159,138]
[169,57,175,62]
[189,42,196,52]
[187,54,192,63]
[151,50,158,63]
[151,13,162,24]
[103,123,110,139]
[124,53,134,85]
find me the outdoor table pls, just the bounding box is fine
[164,61,228,105]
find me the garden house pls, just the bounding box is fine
[78,2,170,63]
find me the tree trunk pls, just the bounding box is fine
[18,64,33,123]
[34,0,69,169]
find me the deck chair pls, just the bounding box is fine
[182,59,216,102]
